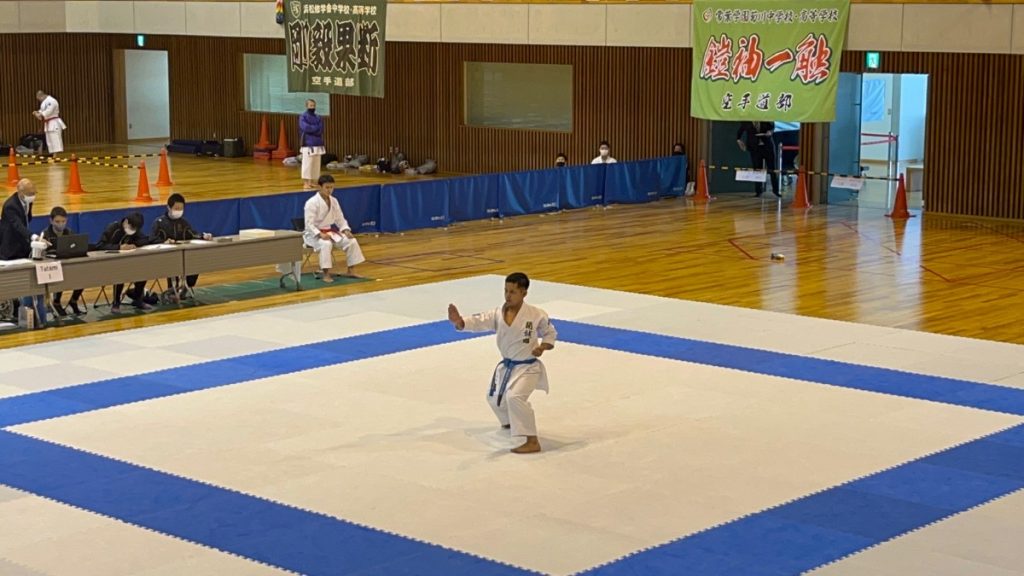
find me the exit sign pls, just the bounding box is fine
[866,52,881,70]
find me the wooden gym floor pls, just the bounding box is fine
[3,142,1024,349]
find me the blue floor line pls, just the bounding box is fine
[580,425,1024,576]
[0,431,536,576]
[3,318,1023,575]
[0,321,482,428]
[555,320,1024,416]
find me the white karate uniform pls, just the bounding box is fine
[303,193,365,271]
[300,146,325,181]
[591,155,617,164]
[38,96,66,154]
[460,303,557,437]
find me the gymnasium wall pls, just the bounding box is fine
[0,34,700,175]
[4,2,1024,56]
[1,32,1023,219]
[840,50,1024,220]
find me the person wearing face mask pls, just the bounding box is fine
[152,193,212,301]
[42,206,86,316]
[590,141,617,165]
[554,153,568,168]
[0,178,36,261]
[97,212,152,313]
[671,143,685,156]
[298,99,326,190]
[0,179,44,323]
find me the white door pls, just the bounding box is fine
[125,50,170,141]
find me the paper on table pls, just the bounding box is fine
[0,259,33,267]
[185,239,213,245]
[140,244,177,251]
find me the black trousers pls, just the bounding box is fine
[749,145,780,196]
[53,289,84,304]
[113,281,147,305]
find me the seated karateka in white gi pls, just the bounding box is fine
[448,272,557,454]
[303,174,365,282]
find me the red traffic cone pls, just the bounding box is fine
[255,114,272,149]
[67,154,85,195]
[886,174,914,219]
[790,166,810,209]
[271,119,294,159]
[693,159,713,203]
[7,148,20,187]
[155,147,174,186]
[136,160,153,202]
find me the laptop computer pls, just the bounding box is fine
[52,234,89,259]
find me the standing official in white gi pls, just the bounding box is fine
[303,174,365,282]
[33,90,66,156]
[448,273,557,454]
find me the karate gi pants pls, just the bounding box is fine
[45,130,64,154]
[300,147,323,182]
[305,235,365,270]
[488,365,539,437]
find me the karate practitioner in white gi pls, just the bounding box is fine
[303,174,365,282]
[33,90,66,156]
[448,273,557,454]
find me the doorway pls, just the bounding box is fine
[827,72,929,210]
[113,49,170,142]
[708,120,801,197]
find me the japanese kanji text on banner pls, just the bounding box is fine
[285,0,386,98]
[692,0,850,122]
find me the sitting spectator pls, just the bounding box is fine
[97,212,152,313]
[591,141,617,164]
[152,193,212,302]
[42,206,85,316]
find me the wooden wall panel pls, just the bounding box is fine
[0,34,119,146]
[144,39,701,174]
[7,31,1024,219]
[840,51,1024,220]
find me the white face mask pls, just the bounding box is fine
[23,194,35,204]
[600,148,610,157]
[169,209,184,220]
[123,225,136,236]
[52,223,65,233]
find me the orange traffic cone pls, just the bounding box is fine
[271,119,294,159]
[255,114,272,149]
[67,154,85,195]
[136,160,153,202]
[693,159,713,203]
[790,166,810,209]
[155,147,174,186]
[7,148,20,186]
[886,173,914,219]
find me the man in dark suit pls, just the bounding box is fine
[0,178,35,260]
[736,121,780,198]
[1,178,46,325]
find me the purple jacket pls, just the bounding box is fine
[298,110,324,147]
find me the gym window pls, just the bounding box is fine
[244,54,330,115]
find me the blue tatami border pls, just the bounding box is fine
[1,318,1022,575]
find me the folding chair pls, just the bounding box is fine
[279,218,316,290]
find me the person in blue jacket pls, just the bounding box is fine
[298,99,325,190]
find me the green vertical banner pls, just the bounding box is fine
[285,0,386,98]
[692,0,849,122]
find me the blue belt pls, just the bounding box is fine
[490,358,538,407]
